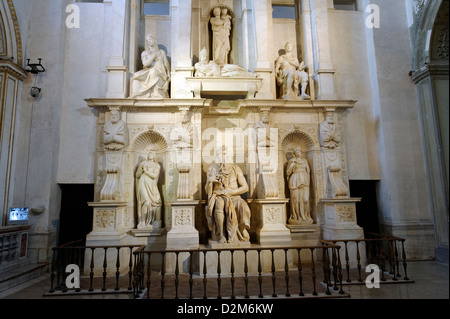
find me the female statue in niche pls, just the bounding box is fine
[286,147,313,225]
[210,6,232,66]
[136,151,162,228]
[131,34,171,98]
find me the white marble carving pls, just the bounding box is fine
[170,109,194,200]
[275,42,310,100]
[103,107,128,151]
[254,111,279,198]
[286,147,313,225]
[205,148,251,243]
[135,151,162,228]
[100,152,123,201]
[170,109,193,150]
[210,6,231,66]
[319,112,341,149]
[194,47,257,78]
[130,34,171,98]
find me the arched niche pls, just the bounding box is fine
[208,5,235,65]
[131,130,169,228]
[281,130,317,222]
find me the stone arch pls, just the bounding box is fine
[0,0,23,65]
[411,0,449,263]
[130,130,169,228]
[413,0,447,69]
[281,130,315,157]
[133,130,168,154]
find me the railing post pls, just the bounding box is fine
[147,252,152,299]
[271,249,277,298]
[49,248,57,293]
[189,251,194,299]
[284,249,290,297]
[401,240,409,280]
[89,248,95,292]
[216,250,222,299]
[203,251,208,299]
[102,247,108,291]
[310,248,317,296]
[297,248,304,297]
[115,247,121,291]
[336,246,345,295]
[175,252,180,299]
[244,249,249,299]
[257,249,263,298]
[322,246,331,296]
[344,241,351,282]
[128,247,134,290]
[160,252,166,299]
[230,250,235,299]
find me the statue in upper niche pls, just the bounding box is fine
[210,6,232,66]
[275,42,310,100]
[131,34,171,98]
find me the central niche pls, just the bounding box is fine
[209,5,235,66]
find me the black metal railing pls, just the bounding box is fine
[45,233,414,298]
[131,244,347,299]
[321,233,412,285]
[46,240,144,296]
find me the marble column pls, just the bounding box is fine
[309,0,337,100]
[252,0,275,99]
[105,0,128,98]
[170,0,195,98]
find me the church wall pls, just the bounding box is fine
[56,3,105,184]
[328,8,381,180]
[10,0,70,263]
[363,0,435,259]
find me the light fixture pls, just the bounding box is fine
[26,58,45,74]
[25,58,45,98]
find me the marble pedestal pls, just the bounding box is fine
[288,224,322,263]
[165,201,200,274]
[254,199,291,245]
[85,202,129,276]
[167,201,199,248]
[320,198,366,268]
[186,77,263,99]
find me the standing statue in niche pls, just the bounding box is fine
[319,112,342,149]
[131,34,171,98]
[275,42,310,100]
[205,147,251,244]
[103,107,128,151]
[136,151,162,228]
[286,147,313,224]
[210,6,232,66]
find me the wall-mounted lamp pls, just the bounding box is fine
[26,58,46,74]
[26,58,45,98]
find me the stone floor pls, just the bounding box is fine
[0,260,448,300]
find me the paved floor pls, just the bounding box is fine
[0,260,448,300]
